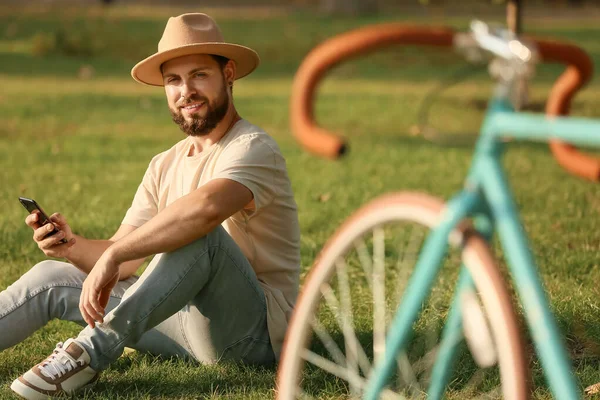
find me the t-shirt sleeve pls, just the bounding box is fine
[121,162,159,227]
[211,136,280,212]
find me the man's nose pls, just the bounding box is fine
[180,81,197,99]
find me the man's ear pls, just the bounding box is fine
[224,60,236,86]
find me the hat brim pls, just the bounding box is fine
[131,43,260,86]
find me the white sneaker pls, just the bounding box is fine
[11,339,99,399]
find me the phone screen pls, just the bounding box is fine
[18,197,68,243]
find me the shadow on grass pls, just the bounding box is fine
[91,353,276,398]
[296,327,505,397]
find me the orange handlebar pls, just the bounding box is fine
[290,24,455,159]
[291,25,599,181]
[532,38,599,181]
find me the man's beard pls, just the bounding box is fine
[170,87,229,137]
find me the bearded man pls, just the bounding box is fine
[2,13,300,399]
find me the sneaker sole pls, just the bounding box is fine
[11,375,99,399]
[10,379,53,400]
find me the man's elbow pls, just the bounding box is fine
[186,196,225,233]
[202,204,226,233]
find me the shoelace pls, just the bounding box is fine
[37,342,83,379]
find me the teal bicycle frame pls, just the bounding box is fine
[364,86,600,399]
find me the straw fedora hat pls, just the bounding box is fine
[131,13,260,86]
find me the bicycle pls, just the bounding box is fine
[276,20,600,399]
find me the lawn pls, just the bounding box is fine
[1,3,600,399]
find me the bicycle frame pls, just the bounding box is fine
[286,20,600,400]
[363,92,600,400]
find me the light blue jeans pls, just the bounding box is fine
[0,226,274,371]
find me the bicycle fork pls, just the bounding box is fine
[363,189,480,400]
[427,198,498,399]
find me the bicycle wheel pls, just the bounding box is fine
[277,192,528,399]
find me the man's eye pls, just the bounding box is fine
[193,72,207,78]
[167,77,179,83]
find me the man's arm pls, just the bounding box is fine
[105,178,253,265]
[79,178,253,327]
[66,225,147,279]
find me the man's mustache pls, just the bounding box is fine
[177,96,209,108]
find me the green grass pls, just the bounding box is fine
[1,3,600,399]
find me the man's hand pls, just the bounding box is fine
[80,250,121,328]
[26,211,76,258]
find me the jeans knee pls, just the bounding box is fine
[26,260,85,286]
[167,226,228,259]
[1,261,84,322]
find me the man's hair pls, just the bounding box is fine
[211,55,230,70]
[211,55,232,91]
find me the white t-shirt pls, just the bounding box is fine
[122,119,300,359]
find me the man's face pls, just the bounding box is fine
[162,54,232,137]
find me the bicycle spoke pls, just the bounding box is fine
[412,345,440,376]
[373,227,386,367]
[380,389,410,400]
[397,350,422,395]
[284,201,519,400]
[417,317,465,388]
[320,280,372,378]
[302,349,366,392]
[336,257,366,396]
[424,321,441,369]
[310,317,347,368]
[302,349,408,400]
[394,226,424,313]
[354,238,374,289]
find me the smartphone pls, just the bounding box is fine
[18,197,68,244]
